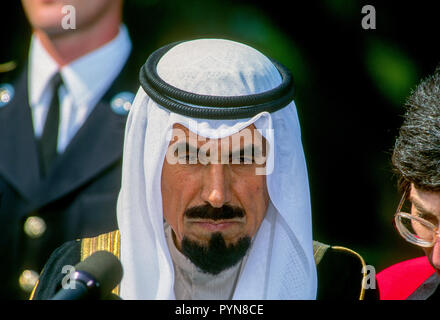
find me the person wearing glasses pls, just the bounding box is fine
[376,66,440,300]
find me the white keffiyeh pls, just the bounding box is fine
[116,39,317,299]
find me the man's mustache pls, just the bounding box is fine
[184,204,245,220]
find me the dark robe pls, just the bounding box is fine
[30,233,378,300]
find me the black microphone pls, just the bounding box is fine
[51,250,123,300]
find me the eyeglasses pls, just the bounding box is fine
[394,186,440,248]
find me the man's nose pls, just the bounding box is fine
[431,237,440,269]
[201,164,232,208]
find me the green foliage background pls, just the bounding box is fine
[2,0,440,274]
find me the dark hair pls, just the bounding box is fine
[392,65,440,192]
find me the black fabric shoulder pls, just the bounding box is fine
[316,246,378,300]
[31,240,81,300]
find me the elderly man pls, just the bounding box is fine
[377,67,440,300]
[31,39,370,300]
[0,0,138,299]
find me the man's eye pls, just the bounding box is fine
[180,153,197,161]
[417,213,438,225]
[230,156,254,164]
[241,157,254,164]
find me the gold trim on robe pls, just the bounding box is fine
[80,230,121,296]
[31,233,367,300]
[331,245,367,300]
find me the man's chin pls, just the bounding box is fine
[181,232,251,275]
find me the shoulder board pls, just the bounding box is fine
[81,230,121,295]
[313,240,331,265]
[0,61,17,73]
[376,256,435,300]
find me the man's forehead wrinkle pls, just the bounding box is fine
[170,124,266,151]
[172,123,259,138]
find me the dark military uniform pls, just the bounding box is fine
[0,55,139,299]
[30,233,378,300]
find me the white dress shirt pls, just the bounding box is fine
[28,24,132,153]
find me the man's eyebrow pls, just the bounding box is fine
[171,141,265,160]
[172,142,199,152]
[231,144,262,156]
[409,196,437,217]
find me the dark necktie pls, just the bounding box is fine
[38,72,63,177]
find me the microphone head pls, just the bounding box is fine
[74,250,123,298]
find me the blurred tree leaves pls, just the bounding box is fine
[365,37,419,107]
[124,0,309,86]
[323,0,359,21]
[3,0,439,271]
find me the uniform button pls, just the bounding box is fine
[110,91,134,115]
[19,269,39,293]
[23,216,47,238]
[0,83,14,107]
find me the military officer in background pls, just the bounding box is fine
[0,0,138,299]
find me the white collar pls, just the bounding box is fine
[29,24,132,108]
[28,33,58,106]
